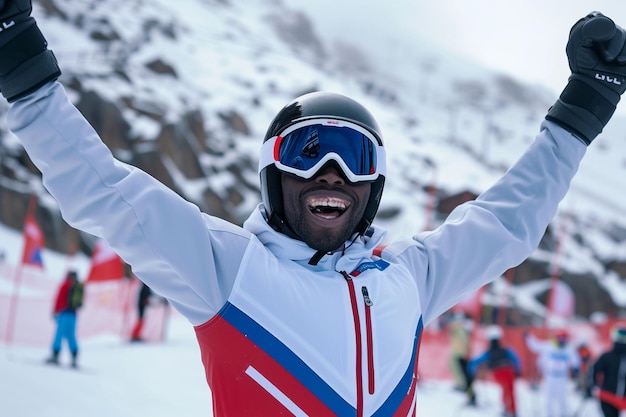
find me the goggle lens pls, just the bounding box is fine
[277,124,376,176]
[259,119,385,183]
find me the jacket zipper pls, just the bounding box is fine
[361,286,375,394]
[341,271,375,417]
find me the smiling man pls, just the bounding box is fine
[259,101,386,261]
[2,1,626,416]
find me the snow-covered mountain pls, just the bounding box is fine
[1,0,626,323]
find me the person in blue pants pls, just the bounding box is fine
[46,270,83,368]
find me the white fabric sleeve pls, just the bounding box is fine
[396,120,586,325]
[8,82,250,325]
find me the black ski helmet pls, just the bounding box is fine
[260,91,386,239]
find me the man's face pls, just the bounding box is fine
[281,164,371,253]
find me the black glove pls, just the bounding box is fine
[0,0,60,102]
[546,11,626,144]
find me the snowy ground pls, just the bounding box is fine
[1,315,603,417]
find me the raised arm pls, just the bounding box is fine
[400,12,626,324]
[0,1,250,325]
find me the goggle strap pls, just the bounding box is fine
[259,136,279,173]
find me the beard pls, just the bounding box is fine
[279,169,371,253]
[284,208,362,253]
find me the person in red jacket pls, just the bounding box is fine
[45,270,83,368]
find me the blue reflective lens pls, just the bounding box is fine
[277,125,377,176]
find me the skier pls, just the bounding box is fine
[45,270,83,368]
[524,329,581,417]
[591,323,626,417]
[576,340,593,392]
[1,0,626,414]
[468,325,521,417]
[447,313,477,405]
[130,282,153,342]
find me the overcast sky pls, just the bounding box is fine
[287,1,626,97]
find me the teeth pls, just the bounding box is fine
[307,197,348,210]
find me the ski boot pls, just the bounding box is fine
[45,350,60,365]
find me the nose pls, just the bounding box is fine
[314,165,345,185]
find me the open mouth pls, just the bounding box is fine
[306,197,349,219]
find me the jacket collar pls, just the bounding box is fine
[243,204,387,271]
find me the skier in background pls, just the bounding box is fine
[130,281,153,342]
[45,270,83,368]
[2,0,626,414]
[524,329,581,417]
[591,323,626,417]
[576,339,593,392]
[447,312,477,406]
[469,325,521,417]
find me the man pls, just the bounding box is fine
[45,270,83,368]
[1,1,625,415]
[591,323,626,417]
[468,325,521,417]
[525,329,581,417]
[447,313,476,405]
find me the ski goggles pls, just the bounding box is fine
[259,118,386,183]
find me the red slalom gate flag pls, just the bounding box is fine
[86,239,125,283]
[21,212,45,268]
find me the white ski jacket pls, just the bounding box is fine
[8,82,586,416]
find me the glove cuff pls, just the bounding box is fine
[0,20,61,102]
[546,75,620,144]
